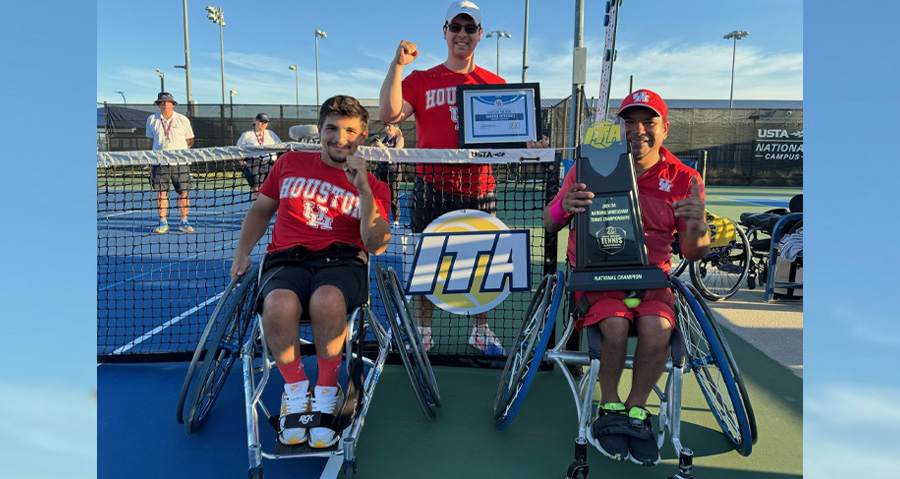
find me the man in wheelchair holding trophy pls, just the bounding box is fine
[543,89,710,466]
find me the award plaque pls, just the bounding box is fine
[567,120,669,292]
[457,83,542,148]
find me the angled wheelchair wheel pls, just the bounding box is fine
[493,271,563,430]
[670,239,688,277]
[690,220,751,301]
[177,272,242,424]
[180,265,260,435]
[373,263,441,420]
[686,282,759,447]
[671,277,754,456]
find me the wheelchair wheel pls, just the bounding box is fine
[179,266,260,435]
[373,263,441,420]
[670,239,688,277]
[493,271,563,430]
[671,277,754,456]
[176,272,243,424]
[686,282,759,447]
[689,220,751,301]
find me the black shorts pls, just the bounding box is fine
[241,158,273,189]
[149,164,192,193]
[410,176,497,233]
[258,250,368,321]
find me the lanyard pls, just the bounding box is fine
[255,131,265,145]
[161,117,174,141]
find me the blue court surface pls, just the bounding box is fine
[723,198,790,209]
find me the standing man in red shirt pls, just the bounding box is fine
[543,90,709,466]
[231,95,391,449]
[378,1,507,356]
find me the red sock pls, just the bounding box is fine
[276,356,308,384]
[316,356,342,388]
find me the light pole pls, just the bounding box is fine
[115,91,126,104]
[206,5,226,105]
[229,89,237,108]
[314,29,327,107]
[289,64,299,108]
[723,30,749,109]
[155,69,165,92]
[485,30,512,76]
[181,0,193,107]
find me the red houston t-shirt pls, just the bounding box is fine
[259,151,390,254]
[402,64,505,196]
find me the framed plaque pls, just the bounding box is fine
[457,83,542,148]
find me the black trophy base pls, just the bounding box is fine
[566,266,669,292]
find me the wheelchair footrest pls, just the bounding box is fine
[272,440,341,456]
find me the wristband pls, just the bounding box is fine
[550,200,572,225]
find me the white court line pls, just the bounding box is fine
[111,292,224,355]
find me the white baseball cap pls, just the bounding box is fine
[445,1,482,26]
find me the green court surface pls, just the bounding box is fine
[354,321,802,478]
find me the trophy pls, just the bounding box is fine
[567,120,669,292]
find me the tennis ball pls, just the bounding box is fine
[623,298,641,308]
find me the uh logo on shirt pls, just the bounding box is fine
[406,210,532,315]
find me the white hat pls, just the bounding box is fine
[445,1,482,26]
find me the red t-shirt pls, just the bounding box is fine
[258,151,391,254]
[551,147,705,274]
[402,64,505,196]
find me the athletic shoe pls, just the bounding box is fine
[309,385,344,448]
[179,219,194,232]
[625,406,660,466]
[468,325,506,356]
[152,220,169,233]
[592,402,628,461]
[278,381,311,445]
[417,326,434,353]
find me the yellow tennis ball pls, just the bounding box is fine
[623,298,641,308]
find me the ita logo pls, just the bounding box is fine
[407,210,531,315]
[584,120,623,149]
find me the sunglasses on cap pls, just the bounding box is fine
[445,23,479,34]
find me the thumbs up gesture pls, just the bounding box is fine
[673,175,707,236]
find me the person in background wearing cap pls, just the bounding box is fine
[237,113,282,200]
[379,0,549,356]
[372,122,404,222]
[146,92,195,233]
[543,89,709,466]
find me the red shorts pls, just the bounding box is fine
[574,288,676,331]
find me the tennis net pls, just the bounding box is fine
[98,143,560,368]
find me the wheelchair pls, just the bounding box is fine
[738,194,803,301]
[175,259,440,479]
[493,271,757,479]
[670,214,751,302]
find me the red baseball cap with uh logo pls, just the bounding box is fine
[617,89,668,123]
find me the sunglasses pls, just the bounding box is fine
[258,120,268,123]
[446,23,479,34]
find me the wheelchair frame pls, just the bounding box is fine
[176,260,440,479]
[740,210,803,302]
[493,272,757,479]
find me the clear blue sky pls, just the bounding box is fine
[4,1,898,478]
[97,0,802,105]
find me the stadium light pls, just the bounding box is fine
[206,5,226,105]
[485,30,512,76]
[229,89,236,111]
[288,65,299,108]
[314,29,327,107]
[115,91,126,104]
[155,69,165,93]
[723,30,749,109]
